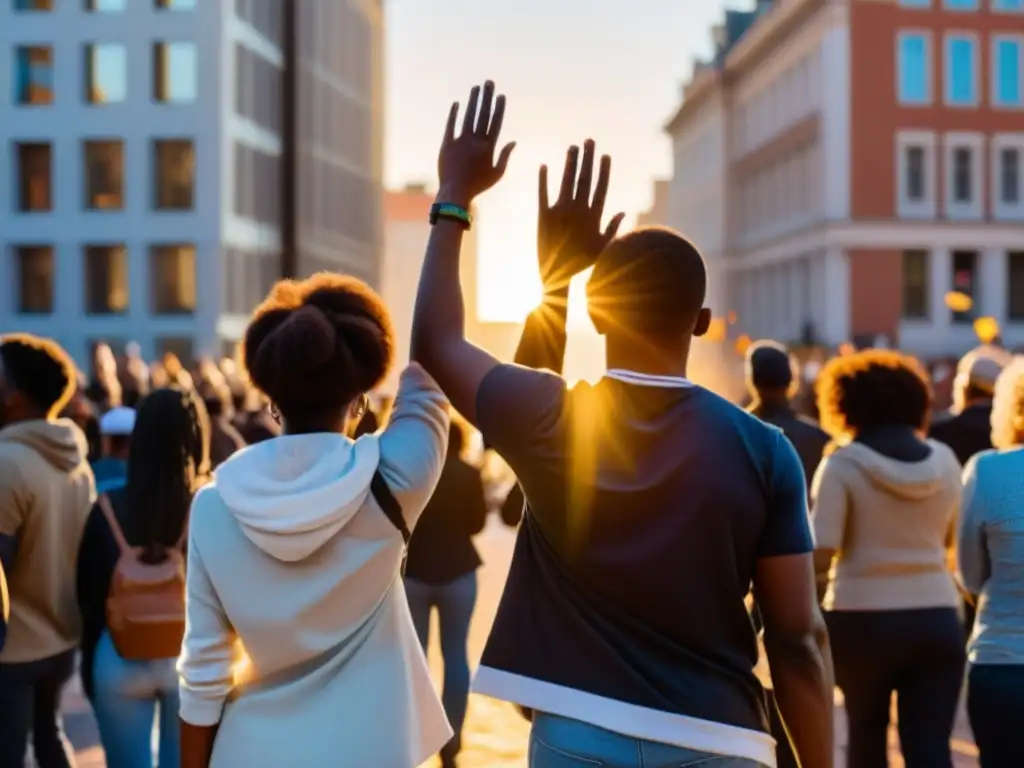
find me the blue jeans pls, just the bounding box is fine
[91,632,180,768]
[529,713,764,767]
[404,571,477,761]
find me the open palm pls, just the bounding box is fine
[537,140,625,290]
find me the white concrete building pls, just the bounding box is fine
[0,0,383,366]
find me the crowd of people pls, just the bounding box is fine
[1,79,1022,768]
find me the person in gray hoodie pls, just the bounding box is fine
[0,334,96,768]
[177,274,452,768]
[811,349,964,768]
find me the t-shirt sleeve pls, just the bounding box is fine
[475,364,567,471]
[758,432,814,558]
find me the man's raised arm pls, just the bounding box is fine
[515,142,624,376]
[411,81,515,425]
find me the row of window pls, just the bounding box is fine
[14,42,197,106]
[898,32,1024,107]
[235,0,283,47]
[14,0,195,12]
[14,139,194,212]
[235,43,281,135]
[12,244,195,316]
[902,249,1024,321]
[898,133,1024,219]
[899,0,1023,10]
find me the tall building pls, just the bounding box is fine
[666,0,1024,358]
[0,0,383,366]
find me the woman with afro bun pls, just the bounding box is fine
[811,349,964,768]
[176,273,452,768]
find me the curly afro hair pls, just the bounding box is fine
[815,349,932,438]
[990,356,1024,449]
[243,273,394,421]
[0,333,77,418]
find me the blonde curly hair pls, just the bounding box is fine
[990,356,1024,449]
[815,349,932,440]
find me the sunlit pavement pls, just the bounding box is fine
[65,518,978,767]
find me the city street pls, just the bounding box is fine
[64,519,979,767]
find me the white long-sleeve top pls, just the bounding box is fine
[177,366,452,767]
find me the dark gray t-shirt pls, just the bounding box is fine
[475,365,812,736]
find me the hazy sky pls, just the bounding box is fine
[384,0,746,321]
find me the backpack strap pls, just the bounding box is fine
[370,470,409,544]
[98,494,131,555]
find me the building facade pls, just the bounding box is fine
[666,0,1024,358]
[1,0,383,366]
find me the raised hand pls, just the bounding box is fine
[537,140,625,291]
[437,81,516,206]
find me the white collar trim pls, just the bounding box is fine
[604,369,695,389]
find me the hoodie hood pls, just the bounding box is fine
[838,440,957,501]
[0,418,88,472]
[213,433,381,562]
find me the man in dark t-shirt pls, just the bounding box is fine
[411,81,833,768]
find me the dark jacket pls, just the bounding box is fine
[929,403,993,467]
[749,402,829,491]
[405,457,487,585]
[209,417,246,470]
[75,488,187,699]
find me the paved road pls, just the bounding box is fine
[64,520,978,767]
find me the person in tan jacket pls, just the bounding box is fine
[0,334,95,768]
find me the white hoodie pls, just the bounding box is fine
[178,366,452,768]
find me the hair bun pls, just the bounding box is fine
[262,304,336,373]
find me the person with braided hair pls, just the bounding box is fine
[176,273,452,768]
[76,386,211,768]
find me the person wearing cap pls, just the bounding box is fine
[930,348,1009,467]
[92,407,135,494]
[746,341,829,492]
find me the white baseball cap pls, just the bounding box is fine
[99,407,136,437]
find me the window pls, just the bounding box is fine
[897,132,937,218]
[16,142,52,212]
[993,38,1023,107]
[1008,252,1024,320]
[84,245,129,314]
[156,0,197,8]
[953,148,973,202]
[153,43,198,103]
[898,0,931,5]
[993,0,1024,11]
[944,134,982,219]
[907,147,926,200]
[85,0,126,10]
[901,250,930,319]
[14,46,54,105]
[943,0,978,8]
[155,338,195,366]
[154,140,195,210]
[945,34,978,106]
[898,33,931,105]
[14,245,54,313]
[150,244,196,314]
[1002,148,1021,204]
[84,140,125,210]
[13,0,53,10]
[84,44,127,104]
[951,250,978,324]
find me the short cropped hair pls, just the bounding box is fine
[0,334,77,418]
[815,349,932,438]
[586,227,706,337]
[990,356,1024,449]
[243,273,394,421]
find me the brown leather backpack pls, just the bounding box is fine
[99,495,188,661]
